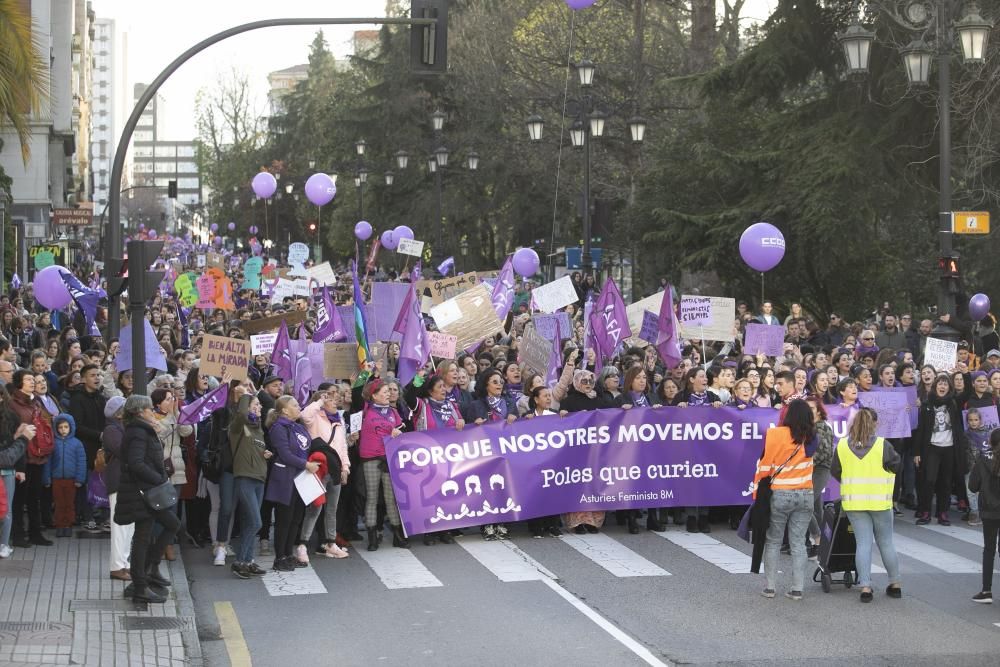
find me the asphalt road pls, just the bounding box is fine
[185,509,1000,667]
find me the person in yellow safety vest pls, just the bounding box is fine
[831,408,904,603]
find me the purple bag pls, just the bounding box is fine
[86,471,109,509]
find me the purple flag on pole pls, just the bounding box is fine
[10,273,21,290]
[179,383,229,425]
[656,285,683,370]
[437,256,455,276]
[589,278,631,360]
[394,285,430,387]
[177,306,190,349]
[490,256,516,321]
[59,271,101,335]
[314,286,347,343]
[294,354,312,407]
[546,329,561,385]
[115,319,167,372]
[271,321,293,381]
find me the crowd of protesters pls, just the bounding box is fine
[1,256,998,606]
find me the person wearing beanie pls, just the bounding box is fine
[966,371,996,410]
[101,395,132,581]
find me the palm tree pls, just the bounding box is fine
[0,0,48,163]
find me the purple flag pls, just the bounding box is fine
[411,260,422,283]
[581,290,601,374]
[179,383,229,425]
[656,285,682,370]
[10,273,21,290]
[294,353,312,407]
[437,256,455,276]
[395,285,430,386]
[59,271,100,335]
[314,286,347,343]
[177,306,190,349]
[546,329,561,385]
[271,321,293,381]
[589,278,631,360]
[490,257,516,321]
[115,319,167,372]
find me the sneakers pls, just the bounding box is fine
[784,590,803,601]
[860,589,873,603]
[761,589,776,598]
[272,556,295,572]
[937,512,951,526]
[973,590,992,604]
[915,512,931,525]
[482,525,498,541]
[0,544,11,558]
[573,525,587,535]
[213,545,227,566]
[85,520,101,533]
[231,563,251,580]
[583,524,599,534]
[531,528,544,539]
[496,525,510,540]
[807,545,819,562]
[547,526,563,537]
[258,539,272,556]
[685,516,698,533]
[244,562,267,576]
[294,544,310,564]
[968,512,982,526]
[697,516,711,534]
[225,544,236,557]
[322,543,349,559]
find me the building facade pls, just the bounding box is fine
[266,64,309,116]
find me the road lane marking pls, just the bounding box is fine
[909,521,985,547]
[256,558,329,596]
[215,601,252,667]
[355,547,443,589]
[457,539,556,582]
[656,530,753,573]
[891,533,982,573]
[560,532,670,577]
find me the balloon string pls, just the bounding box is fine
[760,272,764,306]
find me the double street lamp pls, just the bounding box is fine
[837,1,992,317]
[527,59,646,277]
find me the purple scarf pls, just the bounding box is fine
[630,391,649,407]
[486,394,508,421]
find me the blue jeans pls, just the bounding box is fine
[217,471,235,544]
[233,477,263,564]
[764,489,813,592]
[846,509,901,588]
[1,471,15,546]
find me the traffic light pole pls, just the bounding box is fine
[937,34,955,319]
[127,240,165,396]
[103,13,441,339]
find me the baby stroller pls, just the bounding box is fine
[812,501,857,593]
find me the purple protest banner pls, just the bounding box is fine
[963,405,999,430]
[385,406,858,535]
[371,282,411,342]
[869,385,920,430]
[115,320,167,372]
[638,310,658,344]
[533,313,559,340]
[858,390,911,438]
[744,323,785,357]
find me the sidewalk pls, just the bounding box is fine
[0,530,203,666]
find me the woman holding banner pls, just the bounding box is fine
[469,369,518,540]
[358,380,408,551]
[435,360,473,421]
[678,367,721,534]
[560,369,605,534]
[617,367,665,533]
[410,374,462,546]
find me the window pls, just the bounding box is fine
[178,194,200,206]
[154,145,175,157]
[154,177,172,187]
[176,145,195,157]
[133,162,154,173]
[133,146,153,157]
[134,130,153,142]
[178,177,200,189]
[175,161,197,173]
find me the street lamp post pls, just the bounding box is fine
[836,1,992,318]
[526,60,646,278]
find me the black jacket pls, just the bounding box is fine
[914,395,968,474]
[100,418,125,495]
[468,393,519,423]
[969,454,1000,521]
[114,420,168,525]
[67,386,107,465]
[560,388,603,413]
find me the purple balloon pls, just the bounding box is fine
[251,172,277,199]
[210,223,219,233]
[512,247,540,278]
[228,222,236,231]
[249,225,258,235]
[213,236,223,246]
[355,220,373,241]
[739,222,785,272]
[305,173,337,207]
[380,229,398,250]
[394,225,415,241]
[565,0,597,8]
[138,223,145,231]
[970,293,991,321]
[34,265,73,309]
[148,229,157,239]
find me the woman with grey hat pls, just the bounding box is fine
[101,395,133,581]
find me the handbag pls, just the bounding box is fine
[86,471,109,509]
[94,448,107,473]
[140,480,178,512]
[736,444,802,543]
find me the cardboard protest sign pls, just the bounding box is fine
[417,272,483,304]
[250,332,278,356]
[678,295,735,342]
[397,238,425,257]
[531,276,577,313]
[307,261,337,287]
[429,284,505,352]
[324,343,360,380]
[174,273,199,308]
[744,323,786,357]
[196,274,216,310]
[206,252,225,270]
[242,257,264,291]
[196,254,206,268]
[520,325,552,376]
[679,296,712,325]
[533,313,560,341]
[639,310,659,344]
[241,309,307,335]
[427,331,458,359]
[924,337,958,372]
[292,278,311,297]
[870,385,920,429]
[857,391,911,439]
[199,334,249,382]
[626,291,663,337]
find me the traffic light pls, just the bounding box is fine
[939,254,961,294]
[105,257,128,298]
[410,0,448,73]
[126,239,165,306]
[167,180,178,198]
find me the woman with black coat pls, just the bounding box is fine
[467,368,518,541]
[914,374,967,526]
[969,429,1000,603]
[561,369,606,533]
[114,395,181,603]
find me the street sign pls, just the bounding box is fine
[52,206,93,226]
[952,211,990,234]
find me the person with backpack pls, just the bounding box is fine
[8,370,53,546]
[969,429,1000,604]
[299,385,349,559]
[41,414,87,537]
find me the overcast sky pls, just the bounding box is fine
[91,0,777,140]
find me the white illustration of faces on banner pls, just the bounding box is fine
[429,474,521,524]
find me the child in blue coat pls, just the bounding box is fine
[42,415,87,537]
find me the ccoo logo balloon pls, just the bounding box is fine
[739,222,785,272]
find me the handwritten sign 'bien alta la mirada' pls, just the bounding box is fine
[199,334,249,382]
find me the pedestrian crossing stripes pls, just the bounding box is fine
[256,520,991,595]
[560,532,671,577]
